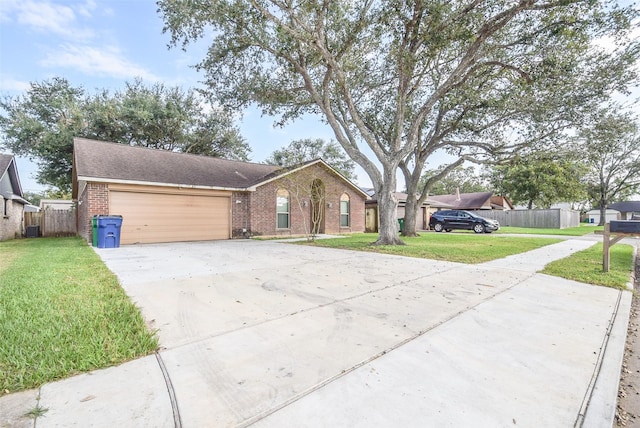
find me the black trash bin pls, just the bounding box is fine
[96,216,123,248]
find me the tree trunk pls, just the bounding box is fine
[598,202,608,226]
[402,194,420,237]
[374,172,405,245]
[401,170,420,237]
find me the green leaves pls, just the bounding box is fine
[0,78,251,191]
[265,138,357,180]
[580,108,640,207]
[491,153,588,209]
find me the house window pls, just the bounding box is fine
[340,193,350,227]
[276,189,290,229]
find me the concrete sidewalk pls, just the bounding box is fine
[0,238,633,428]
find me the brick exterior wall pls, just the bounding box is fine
[78,164,366,242]
[231,191,251,238]
[0,199,24,240]
[77,182,109,242]
[245,163,366,237]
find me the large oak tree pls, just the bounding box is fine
[159,0,637,244]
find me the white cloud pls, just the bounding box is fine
[2,0,94,39]
[0,0,20,23]
[76,0,97,18]
[0,76,31,92]
[40,43,160,81]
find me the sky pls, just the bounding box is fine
[0,0,365,193]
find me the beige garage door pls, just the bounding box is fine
[110,191,230,244]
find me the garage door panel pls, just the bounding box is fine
[110,191,230,244]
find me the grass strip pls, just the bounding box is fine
[495,225,603,236]
[542,242,634,289]
[303,233,563,264]
[0,237,158,394]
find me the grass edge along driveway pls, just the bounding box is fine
[302,232,564,264]
[0,237,158,394]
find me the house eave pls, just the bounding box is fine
[9,194,30,205]
[76,176,251,192]
[248,159,370,198]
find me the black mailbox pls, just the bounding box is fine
[610,220,640,233]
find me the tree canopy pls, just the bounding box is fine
[265,138,357,181]
[580,108,640,225]
[418,165,488,196]
[489,152,587,209]
[159,0,639,244]
[0,78,250,192]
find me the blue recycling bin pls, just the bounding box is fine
[96,215,123,248]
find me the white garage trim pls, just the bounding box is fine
[77,175,246,192]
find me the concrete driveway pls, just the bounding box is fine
[3,238,630,427]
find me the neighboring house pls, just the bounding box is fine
[427,191,514,211]
[72,138,367,245]
[586,209,620,224]
[363,191,451,232]
[40,199,74,211]
[0,154,30,240]
[607,201,640,220]
[364,189,511,231]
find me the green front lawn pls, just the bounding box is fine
[0,237,158,394]
[305,233,563,264]
[542,243,634,289]
[496,224,603,236]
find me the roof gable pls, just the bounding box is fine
[0,153,24,199]
[250,159,369,198]
[73,138,280,189]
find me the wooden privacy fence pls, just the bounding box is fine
[24,209,77,237]
[477,209,580,229]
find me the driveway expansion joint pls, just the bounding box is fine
[155,352,182,428]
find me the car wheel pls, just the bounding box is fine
[433,223,444,232]
[473,224,485,234]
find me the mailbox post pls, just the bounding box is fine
[602,221,640,272]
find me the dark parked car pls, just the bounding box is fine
[428,210,500,234]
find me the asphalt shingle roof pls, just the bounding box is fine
[73,138,281,189]
[426,191,494,209]
[0,154,13,176]
[608,201,640,213]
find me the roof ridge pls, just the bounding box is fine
[73,137,274,168]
